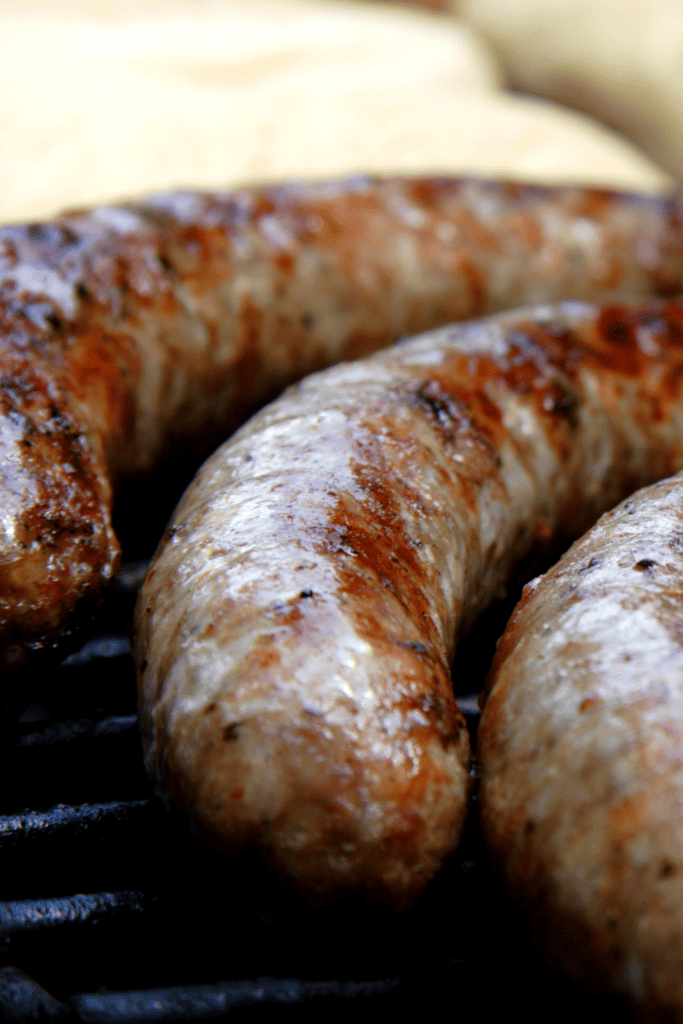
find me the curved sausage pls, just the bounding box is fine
[3,175,683,668]
[478,471,683,1019]
[136,297,683,909]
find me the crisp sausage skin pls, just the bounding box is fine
[136,298,683,909]
[3,176,683,667]
[478,473,683,1020]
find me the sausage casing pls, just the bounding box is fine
[3,175,683,665]
[136,297,683,909]
[478,471,683,1020]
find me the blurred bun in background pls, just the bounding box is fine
[0,0,672,223]
[456,0,683,183]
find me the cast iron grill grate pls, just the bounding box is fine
[0,469,629,1022]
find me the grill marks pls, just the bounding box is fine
[294,310,683,751]
[0,217,170,657]
[320,446,464,753]
[136,294,683,910]
[407,376,505,488]
[291,371,515,755]
[0,358,116,657]
[4,176,683,664]
[309,300,683,741]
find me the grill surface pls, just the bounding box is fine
[0,459,630,1022]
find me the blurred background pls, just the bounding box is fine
[0,0,678,224]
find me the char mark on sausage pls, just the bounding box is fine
[136,297,683,909]
[3,175,683,666]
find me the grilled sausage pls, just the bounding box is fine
[3,175,683,669]
[478,471,683,1019]
[136,297,683,909]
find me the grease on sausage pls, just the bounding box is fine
[479,471,683,1020]
[3,175,683,665]
[136,298,683,909]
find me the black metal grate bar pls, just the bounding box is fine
[71,976,402,1022]
[0,540,631,1022]
[0,890,150,938]
[17,714,138,748]
[0,801,151,843]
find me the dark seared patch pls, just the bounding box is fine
[393,682,467,752]
[406,177,470,208]
[406,175,566,210]
[0,236,18,269]
[499,323,583,421]
[455,256,486,310]
[322,500,420,582]
[420,688,451,721]
[317,442,442,653]
[47,403,75,436]
[410,379,473,437]
[0,347,116,653]
[19,300,65,333]
[0,298,59,349]
[270,600,303,621]
[222,722,242,742]
[634,559,658,571]
[174,222,222,269]
[591,303,683,397]
[405,377,503,484]
[27,223,51,242]
[0,233,143,459]
[396,640,429,656]
[596,307,640,374]
[1,373,38,407]
[411,324,587,476]
[658,859,677,879]
[275,251,294,275]
[540,381,577,419]
[324,529,359,558]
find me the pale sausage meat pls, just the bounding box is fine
[479,471,683,1020]
[136,297,683,909]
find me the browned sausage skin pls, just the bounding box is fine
[3,175,683,667]
[136,297,683,910]
[478,472,683,1020]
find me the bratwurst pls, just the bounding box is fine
[478,472,683,1020]
[3,176,683,667]
[136,297,683,909]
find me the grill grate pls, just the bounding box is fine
[0,468,629,1022]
